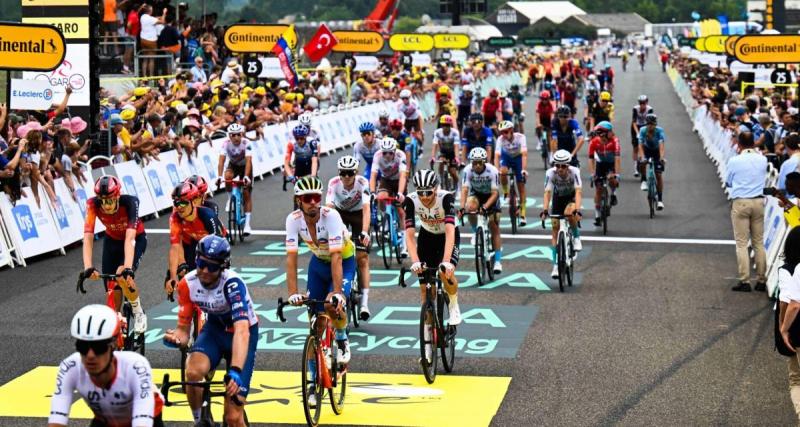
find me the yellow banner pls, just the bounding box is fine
[734,35,800,64]
[694,37,707,52]
[389,33,434,52]
[0,367,512,426]
[21,0,87,5]
[433,33,470,49]
[704,35,728,53]
[22,17,88,39]
[331,30,384,53]
[0,23,65,71]
[725,35,740,56]
[223,24,288,53]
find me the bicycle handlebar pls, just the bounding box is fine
[76,272,120,294]
[160,373,245,407]
[276,297,338,323]
[398,264,446,288]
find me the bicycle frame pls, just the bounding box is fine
[77,272,142,353]
[645,159,658,218]
[463,210,495,285]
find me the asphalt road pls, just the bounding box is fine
[0,52,794,426]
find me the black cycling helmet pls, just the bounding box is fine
[645,113,657,125]
[557,105,571,117]
[469,113,484,122]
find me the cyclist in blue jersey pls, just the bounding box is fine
[353,122,380,178]
[637,113,666,210]
[461,113,495,164]
[549,105,585,167]
[388,119,414,158]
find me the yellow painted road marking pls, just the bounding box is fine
[0,367,511,426]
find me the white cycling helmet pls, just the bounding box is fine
[298,112,312,126]
[588,74,596,81]
[637,94,648,103]
[379,137,397,152]
[463,84,475,92]
[378,108,390,119]
[499,90,507,98]
[227,123,245,134]
[399,89,412,99]
[413,169,439,190]
[71,304,120,341]
[337,155,359,171]
[497,120,514,132]
[468,147,488,162]
[552,149,572,165]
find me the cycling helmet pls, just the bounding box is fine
[438,85,450,95]
[227,123,245,134]
[468,147,488,162]
[588,86,598,94]
[337,155,359,171]
[540,90,551,100]
[469,113,484,122]
[489,89,499,97]
[359,122,375,133]
[95,175,122,199]
[544,81,553,89]
[292,124,310,137]
[378,108,390,119]
[510,84,520,91]
[172,182,200,203]
[557,105,571,117]
[294,175,323,196]
[399,89,412,98]
[600,91,612,101]
[389,119,403,130]
[604,64,611,69]
[645,113,658,125]
[413,169,439,190]
[499,90,507,98]
[379,137,397,152]
[185,175,208,194]
[588,74,597,81]
[463,84,475,92]
[552,149,572,165]
[638,94,648,103]
[71,304,120,341]
[439,115,454,126]
[594,121,613,133]
[196,234,231,268]
[298,112,312,126]
[498,120,514,132]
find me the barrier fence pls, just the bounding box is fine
[0,72,524,270]
[667,67,787,295]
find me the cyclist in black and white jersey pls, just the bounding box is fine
[459,147,503,274]
[431,114,461,189]
[630,94,654,177]
[375,108,390,138]
[540,150,583,279]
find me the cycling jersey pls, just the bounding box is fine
[177,269,258,331]
[433,128,461,153]
[389,131,412,151]
[536,100,554,128]
[84,195,145,240]
[481,98,502,125]
[588,136,620,164]
[551,119,584,153]
[353,141,380,175]
[509,92,524,114]
[463,163,500,195]
[326,175,370,213]
[371,149,407,180]
[638,126,666,151]
[285,206,355,261]
[222,139,252,167]
[545,166,582,197]
[169,206,221,245]
[49,351,163,427]
[403,190,457,235]
[285,138,319,163]
[496,132,528,157]
[461,126,494,153]
[396,99,421,120]
[631,105,654,127]
[591,102,614,123]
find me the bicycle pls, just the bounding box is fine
[535,125,550,170]
[643,158,658,219]
[461,210,495,286]
[76,272,145,355]
[432,159,458,192]
[406,136,420,175]
[277,297,347,427]
[399,264,456,383]
[541,213,579,292]
[592,174,611,235]
[373,194,404,268]
[222,178,246,245]
[160,373,248,427]
[512,112,525,135]
[501,172,520,234]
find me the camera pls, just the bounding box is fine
[764,187,783,197]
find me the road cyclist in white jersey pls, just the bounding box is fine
[326,155,373,319]
[354,122,380,179]
[431,114,461,190]
[49,304,164,427]
[285,176,357,405]
[459,147,503,273]
[375,107,390,138]
[298,111,321,148]
[397,89,424,146]
[540,150,584,279]
[163,235,258,427]
[403,169,462,362]
[370,137,409,257]
[216,123,253,235]
[494,120,529,225]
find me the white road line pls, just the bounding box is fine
[145,229,734,245]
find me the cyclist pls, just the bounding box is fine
[435,85,457,126]
[499,90,514,122]
[370,137,409,256]
[461,113,495,163]
[431,114,461,188]
[216,123,253,235]
[536,90,555,152]
[186,174,218,215]
[601,64,615,93]
[481,88,503,131]
[494,120,529,226]
[285,124,319,179]
[298,111,320,143]
[375,108,390,137]
[637,113,666,210]
[550,105,585,167]
[403,169,462,364]
[165,182,224,297]
[82,175,147,334]
[388,119,413,158]
[459,147,503,274]
[588,91,614,130]
[354,122,380,178]
[621,49,630,71]
[326,155,372,320]
[540,150,583,279]
[583,86,599,129]
[286,176,356,404]
[588,121,621,226]
[397,89,424,145]
[163,235,258,427]
[631,95,654,177]
[456,85,476,130]
[585,74,600,94]
[508,84,525,133]
[49,304,164,427]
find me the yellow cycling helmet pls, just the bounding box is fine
[600,91,612,101]
[438,85,450,95]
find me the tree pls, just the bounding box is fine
[394,16,422,33]
[518,21,598,40]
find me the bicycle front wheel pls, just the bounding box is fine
[475,226,486,286]
[438,292,456,373]
[227,197,237,245]
[329,337,346,415]
[380,214,392,268]
[509,183,518,235]
[601,189,609,236]
[419,301,438,384]
[557,234,566,292]
[301,335,322,426]
[648,175,657,219]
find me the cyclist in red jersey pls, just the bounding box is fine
[82,175,148,334]
[481,89,503,130]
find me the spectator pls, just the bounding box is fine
[778,227,800,421]
[779,134,800,193]
[138,4,167,77]
[725,131,768,292]
[190,56,207,83]
[123,1,140,73]
[157,13,181,63]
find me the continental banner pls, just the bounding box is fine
[223,24,289,53]
[0,23,65,71]
[332,31,384,53]
[733,34,800,64]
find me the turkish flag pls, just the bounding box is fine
[303,24,338,62]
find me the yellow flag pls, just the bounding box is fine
[283,24,297,51]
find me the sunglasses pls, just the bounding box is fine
[361,131,373,136]
[556,164,570,169]
[339,170,356,177]
[382,151,395,156]
[418,189,435,197]
[230,133,242,138]
[472,161,485,167]
[173,200,191,208]
[300,193,322,204]
[558,115,569,119]
[76,339,111,356]
[100,198,117,206]
[195,257,224,272]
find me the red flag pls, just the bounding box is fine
[303,24,338,62]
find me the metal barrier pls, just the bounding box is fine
[138,50,177,77]
[98,37,138,76]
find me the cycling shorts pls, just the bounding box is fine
[642,148,665,173]
[102,234,147,287]
[190,321,259,397]
[378,178,399,196]
[307,255,356,312]
[338,209,367,252]
[499,153,525,183]
[403,119,418,133]
[551,194,576,216]
[293,159,313,178]
[417,227,461,268]
[226,164,252,188]
[183,242,197,269]
[593,162,616,180]
[437,150,457,163]
[468,192,501,212]
[90,415,164,427]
